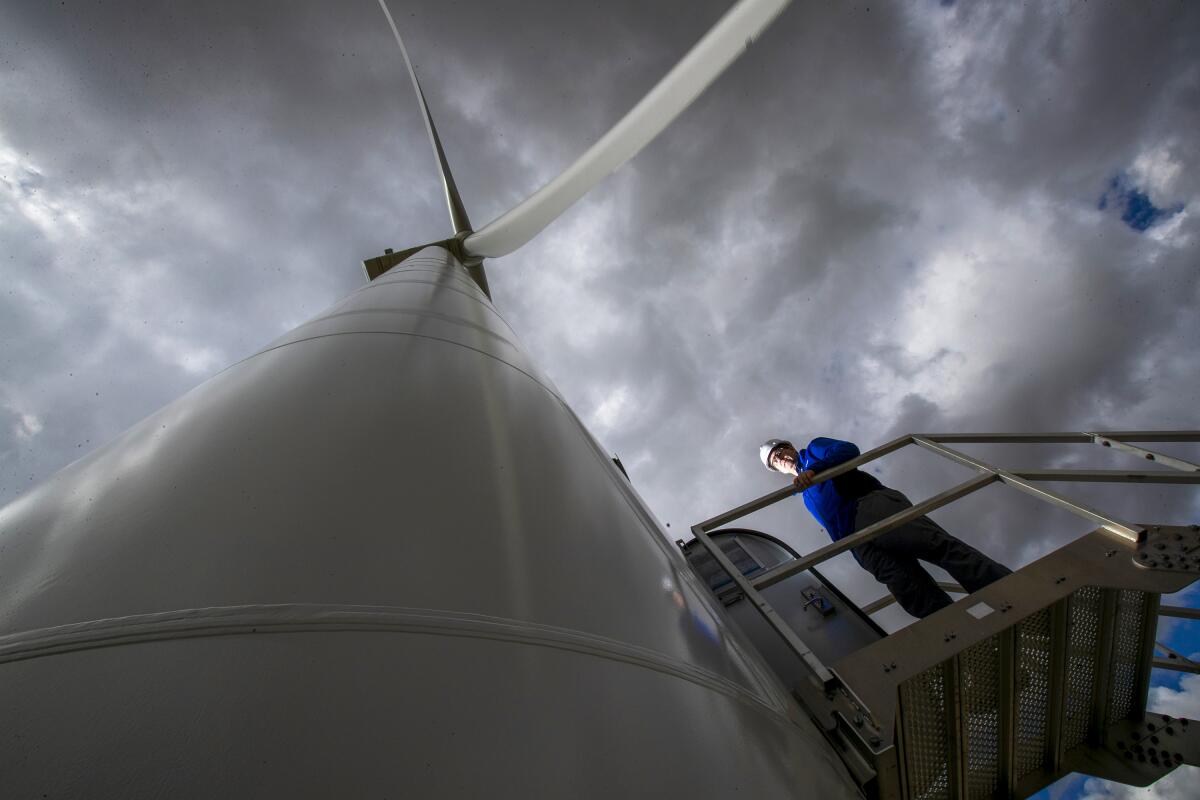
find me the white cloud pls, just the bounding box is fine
[1078,767,1200,800]
[14,412,43,442]
[1130,142,1185,207]
[592,384,631,432]
[1149,671,1200,722]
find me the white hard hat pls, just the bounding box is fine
[759,438,795,471]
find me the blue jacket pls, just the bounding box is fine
[798,437,884,541]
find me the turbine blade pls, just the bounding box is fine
[463,0,792,259]
[378,0,473,235]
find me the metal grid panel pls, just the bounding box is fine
[1063,586,1102,750]
[1014,609,1052,779]
[960,635,1002,799]
[1107,589,1149,725]
[900,662,952,800]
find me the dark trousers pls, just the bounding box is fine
[851,488,1011,619]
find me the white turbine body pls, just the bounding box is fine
[0,248,858,797]
[0,2,864,796]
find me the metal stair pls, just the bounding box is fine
[685,431,1200,800]
[835,526,1199,799]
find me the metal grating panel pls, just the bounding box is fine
[1107,589,1149,725]
[960,635,1002,799]
[1063,586,1102,750]
[1014,609,1052,779]
[900,662,952,800]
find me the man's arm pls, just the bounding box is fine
[804,437,860,471]
[792,438,859,491]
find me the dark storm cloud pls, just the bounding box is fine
[2,0,1198,652]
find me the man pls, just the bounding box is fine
[760,436,1011,618]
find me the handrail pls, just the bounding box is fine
[909,436,1144,541]
[687,430,1200,686]
[749,472,997,590]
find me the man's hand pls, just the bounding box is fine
[793,469,816,491]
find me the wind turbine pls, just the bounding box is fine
[0,1,867,797]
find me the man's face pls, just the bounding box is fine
[769,445,798,474]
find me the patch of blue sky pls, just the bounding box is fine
[1098,173,1185,232]
[1152,582,1200,692]
[1030,773,1091,800]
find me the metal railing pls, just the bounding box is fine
[689,431,1200,686]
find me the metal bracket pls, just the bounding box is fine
[1065,714,1200,787]
[1136,525,1200,573]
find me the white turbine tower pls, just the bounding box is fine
[0,2,866,797]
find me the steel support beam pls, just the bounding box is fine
[1155,640,1200,674]
[1153,658,1200,675]
[1086,432,1200,474]
[1160,606,1200,621]
[921,432,1200,444]
[1012,469,1200,485]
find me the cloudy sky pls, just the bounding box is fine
[2,0,1198,795]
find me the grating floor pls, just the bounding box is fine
[897,586,1153,799]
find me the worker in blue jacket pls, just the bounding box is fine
[759,436,1011,618]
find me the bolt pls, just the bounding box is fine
[1146,453,1156,461]
[1156,543,1167,551]
[1151,735,1160,745]
[869,735,881,746]
[1139,553,1150,560]
[1148,722,1158,731]
[1117,740,1127,750]
[1106,550,1117,558]
[854,713,864,727]
[1166,727,1175,735]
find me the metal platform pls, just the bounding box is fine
[687,431,1200,800]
